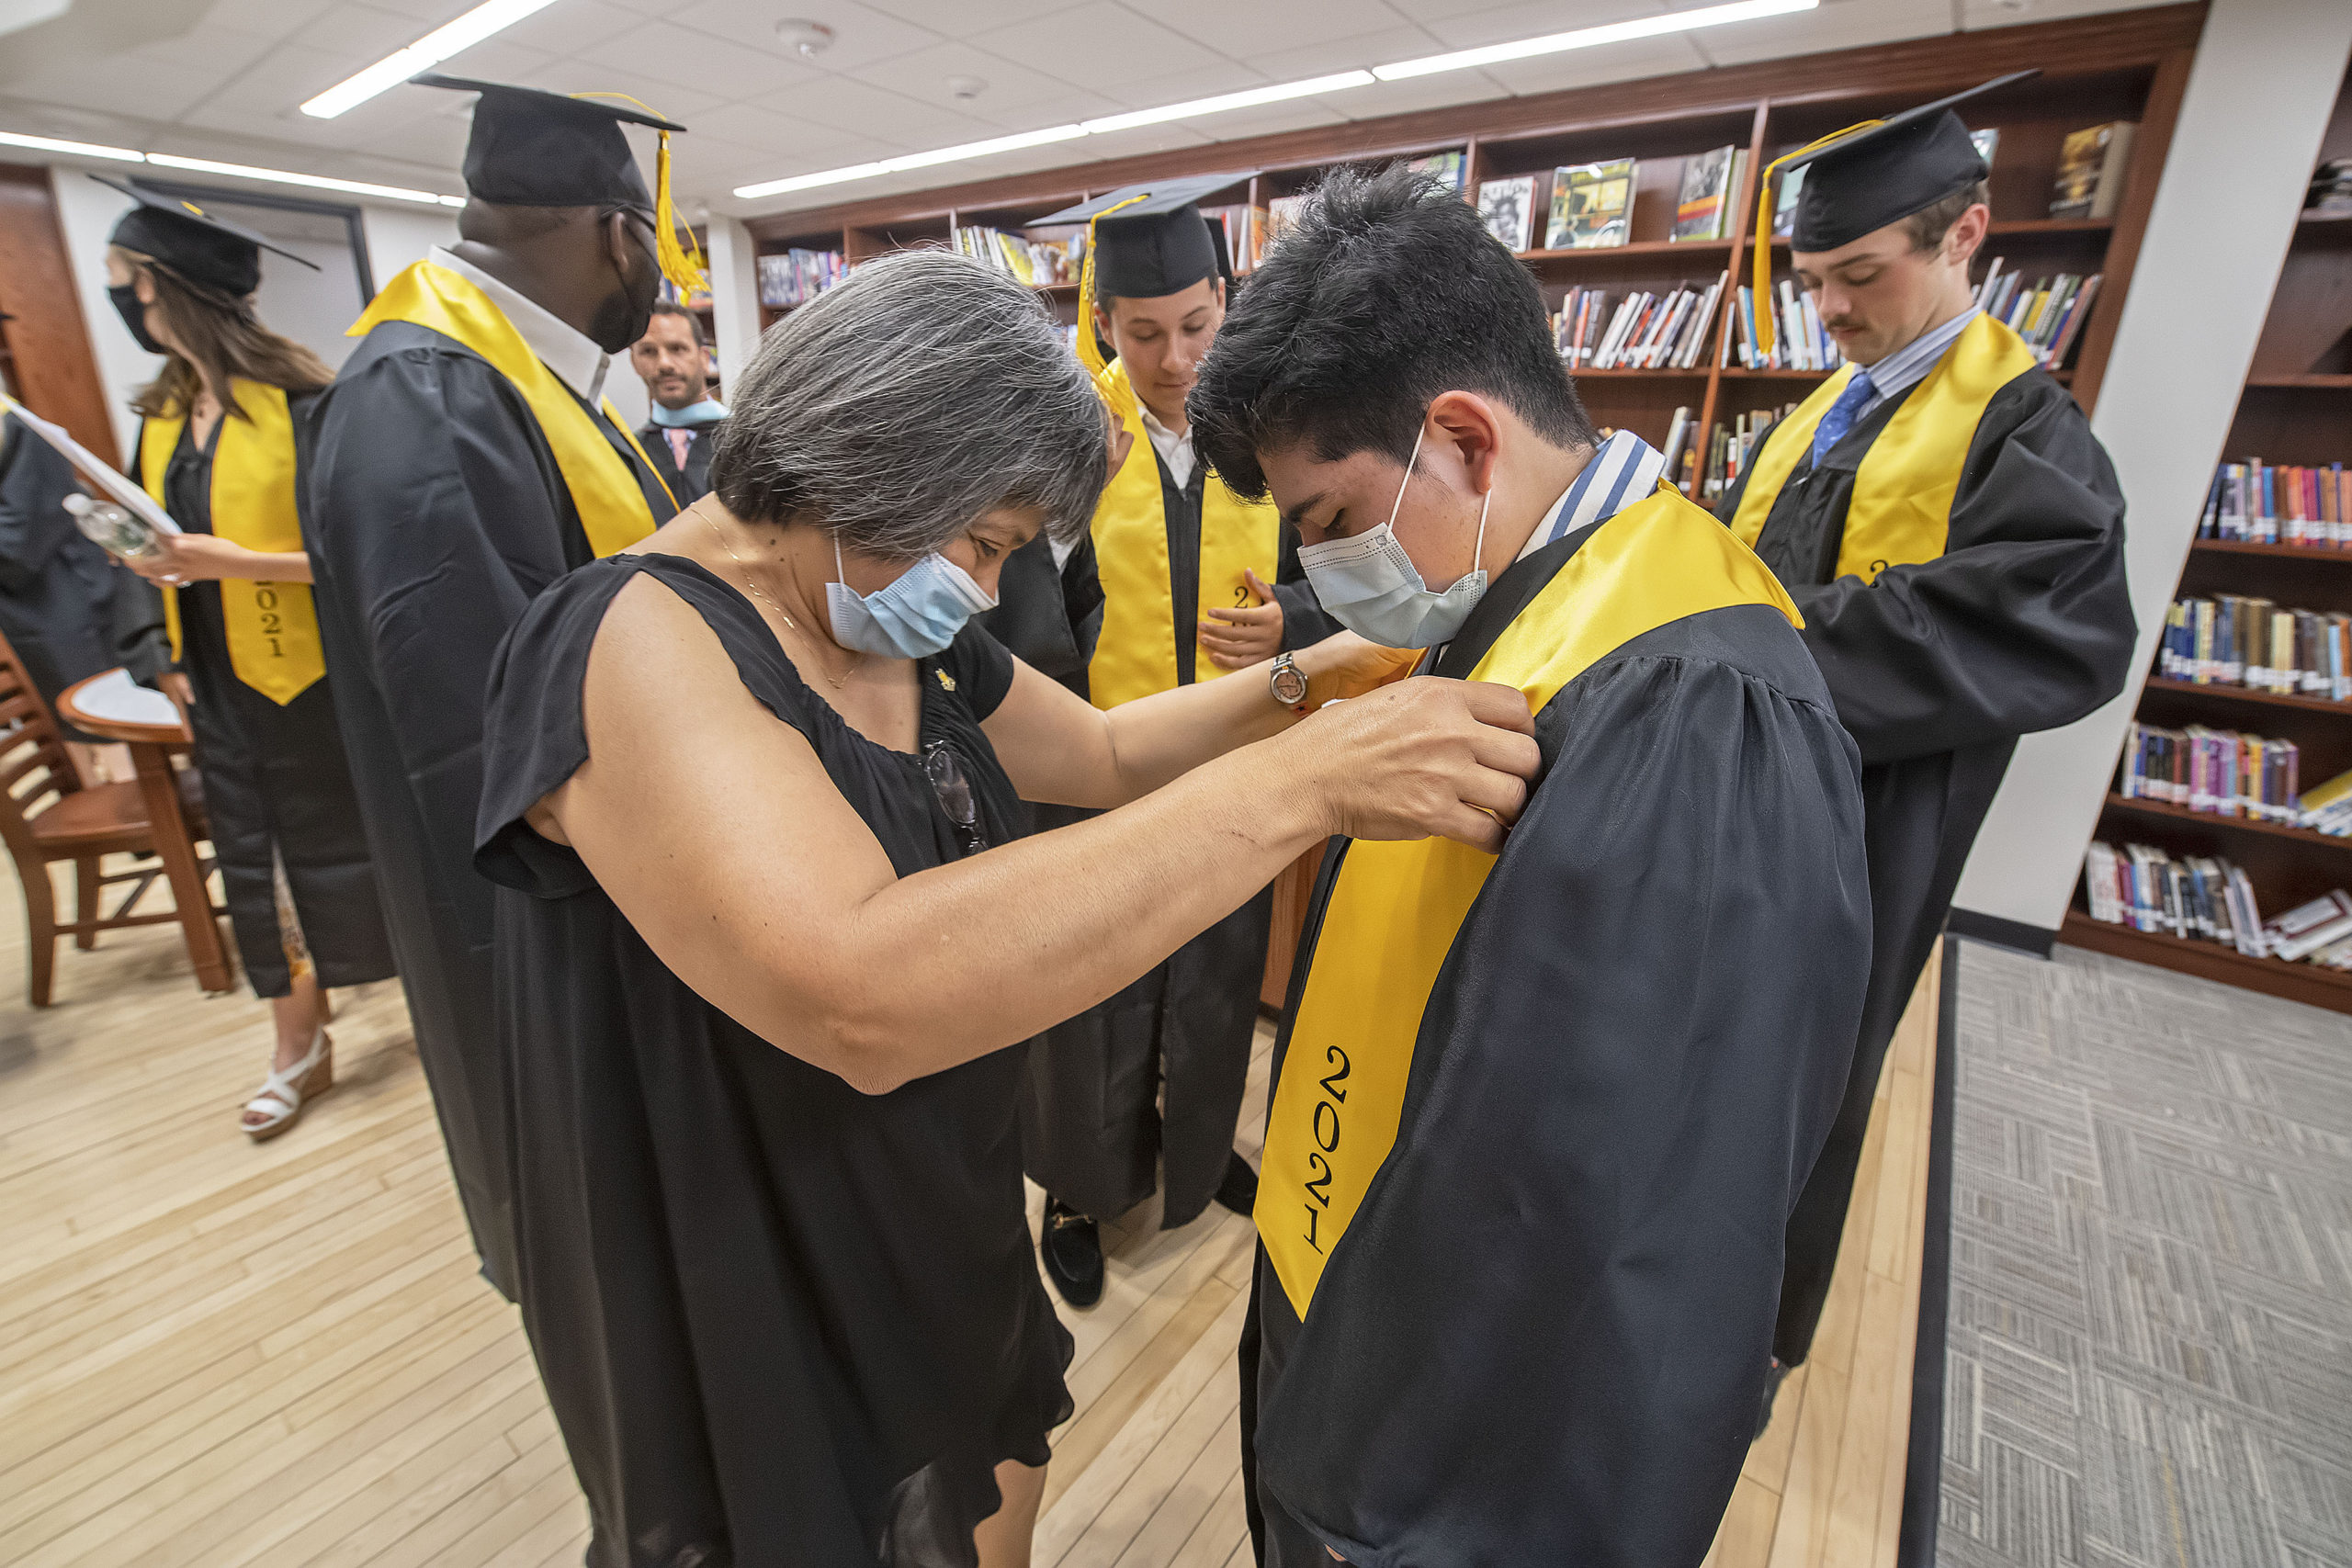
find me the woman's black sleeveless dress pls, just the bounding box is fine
[474,553,1073,1568]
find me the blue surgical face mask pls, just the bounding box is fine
[825,536,998,660]
[649,397,728,428]
[1295,423,1491,649]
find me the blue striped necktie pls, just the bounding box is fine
[1809,369,1876,469]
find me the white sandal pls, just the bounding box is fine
[242,1028,333,1141]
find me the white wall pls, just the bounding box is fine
[705,213,762,398]
[357,201,456,289]
[1951,0,2352,936]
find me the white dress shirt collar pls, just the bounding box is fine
[428,246,612,407]
[1138,401,1197,491]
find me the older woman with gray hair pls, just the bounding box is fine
[471,249,1537,1568]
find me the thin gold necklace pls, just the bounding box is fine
[704,511,863,691]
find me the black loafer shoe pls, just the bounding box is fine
[1040,1199,1103,1308]
[1215,1151,1259,1215]
[1755,1358,1792,1440]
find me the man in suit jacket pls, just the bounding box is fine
[631,300,724,505]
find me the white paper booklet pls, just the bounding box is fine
[1,393,183,547]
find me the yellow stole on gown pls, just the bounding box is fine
[1729,312,2041,583]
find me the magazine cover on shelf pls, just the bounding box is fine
[1671,145,1738,241]
[2051,120,2138,220]
[1476,175,1536,252]
[1544,159,1634,250]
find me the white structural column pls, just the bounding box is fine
[705,213,762,398]
[1951,0,2352,939]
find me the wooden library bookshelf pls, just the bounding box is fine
[739,4,2203,1001]
[2063,63,2352,1015]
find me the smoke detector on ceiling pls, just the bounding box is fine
[775,18,835,58]
[946,74,988,100]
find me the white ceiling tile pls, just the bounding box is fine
[1091,61,1268,112]
[684,100,867,155]
[347,0,478,21]
[288,2,444,60]
[570,20,820,102]
[1478,30,1710,94]
[1955,0,2165,28]
[1148,0,1419,57]
[420,35,556,85]
[967,2,1229,92]
[850,40,1122,128]
[666,0,944,73]
[8,54,232,122]
[198,0,336,35]
[492,0,651,53]
[755,73,995,145]
[1383,0,1531,19]
[1183,97,1354,144]
[599,0,701,15]
[126,20,280,78]
[859,0,1078,34]
[1250,25,1447,82]
[1424,0,1668,51]
[514,56,725,118]
[1329,69,1512,121]
[1696,0,1948,64]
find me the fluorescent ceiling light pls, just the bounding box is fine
[301,0,563,119]
[0,130,143,162]
[1374,0,1819,81]
[733,0,1816,206]
[1080,72,1374,136]
[145,152,465,207]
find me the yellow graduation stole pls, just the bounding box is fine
[1085,360,1280,710]
[349,261,672,557]
[1257,484,1802,1318]
[1730,312,2041,584]
[137,381,323,705]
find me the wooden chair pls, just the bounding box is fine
[0,631,214,1006]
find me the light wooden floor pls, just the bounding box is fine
[0,852,1937,1568]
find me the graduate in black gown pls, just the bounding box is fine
[93,177,394,1138]
[1716,77,2136,1412]
[0,398,131,782]
[1011,178,1340,1309]
[1188,164,1873,1567]
[302,76,693,1294]
[471,248,1541,1567]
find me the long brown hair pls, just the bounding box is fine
[116,248,334,421]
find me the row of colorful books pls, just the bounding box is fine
[754,248,847,309]
[952,225,1080,288]
[2083,842,2352,965]
[1476,146,1749,254]
[2157,595,2352,701]
[1973,265,2101,370]
[2116,721,2304,824]
[1728,280,1846,372]
[2198,460,2352,547]
[1697,404,1800,504]
[1551,275,1727,371]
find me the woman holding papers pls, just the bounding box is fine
[97,175,392,1141]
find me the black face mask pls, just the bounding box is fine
[589,215,660,355]
[108,284,164,355]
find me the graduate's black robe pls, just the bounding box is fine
[0,412,124,740]
[1248,490,1871,1567]
[1011,447,1332,1229]
[300,321,675,1297]
[1717,366,2133,1364]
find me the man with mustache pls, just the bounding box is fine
[300,75,691,1297]
[1717,74,2136,1427]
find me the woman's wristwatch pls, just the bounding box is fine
[1269,651,1309,713]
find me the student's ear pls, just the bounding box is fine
[1427,389,1504,498]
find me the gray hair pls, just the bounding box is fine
[708,248,1109,559]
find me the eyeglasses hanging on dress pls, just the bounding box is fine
[922,741,988,859]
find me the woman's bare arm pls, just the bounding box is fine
[537,575,1532,1096]
[981,631,1418,809]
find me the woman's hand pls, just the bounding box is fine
[127,534,310,586]
[158,671,194,712]
[1281,677,1540,854]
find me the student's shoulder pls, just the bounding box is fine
[1586,601,1833,715]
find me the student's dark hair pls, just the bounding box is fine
[648,299,703,346]
[1189,164,1596,501]
[1902,179,1990,254]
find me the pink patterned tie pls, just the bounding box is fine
[667,428,692,470]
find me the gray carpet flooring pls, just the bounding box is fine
[1939,940,2352,1568]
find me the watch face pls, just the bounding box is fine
[1272,662,1309,704]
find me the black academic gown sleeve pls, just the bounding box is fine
[971,528,1102,694]
[1741,376,2136,766]
[300,323,612,1299]
[0,413,126,734]
[1253,608,1871,1568]
[1271,525,1341,652]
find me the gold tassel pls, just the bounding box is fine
[570,91,708,299]
[1075,192,1149,425]
[1752,120,1881,359]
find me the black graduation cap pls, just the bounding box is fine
[1752,71,2033,354]
[96,175,321,298]
[1036,173,1247,301]
[413,73,685,210]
